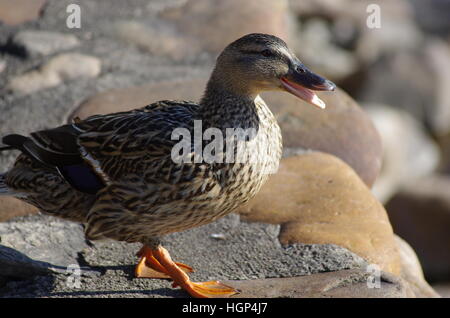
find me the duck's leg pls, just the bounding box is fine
[151,245,239,298]
[135,245,193,279]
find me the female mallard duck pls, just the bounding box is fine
[0,33,335,297]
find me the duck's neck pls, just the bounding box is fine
[199,74,260,130]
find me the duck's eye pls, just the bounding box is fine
[261,49,274,57]
[296,66,306,73]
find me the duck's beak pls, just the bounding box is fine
[280,62,336,109]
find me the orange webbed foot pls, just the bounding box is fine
[135,245,193,279]
[151,245,239,298]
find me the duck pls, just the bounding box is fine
[0,33,335,298]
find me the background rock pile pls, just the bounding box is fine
[0,0,449,297]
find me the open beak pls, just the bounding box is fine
[280,62,336,109]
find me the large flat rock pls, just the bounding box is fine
[0,213,377,298]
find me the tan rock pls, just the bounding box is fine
[71,77,381,186]
[226,269,412,298]
[160,0,291,53]
[70,79,203,120]
[263,88,381,187]
[0,0,46,26]
[239,152,401,275]
[0,197,38,223]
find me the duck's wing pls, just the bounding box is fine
[75,100,199,180]
[2,123,104,194]
[3,100,199,194]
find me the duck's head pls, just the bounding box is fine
[212,33,336,108]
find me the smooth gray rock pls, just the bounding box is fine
[11,30,80,56]
[0,213,368,297]
[0,214,88,268]
[366,104,439,202]
[0,245,51,279]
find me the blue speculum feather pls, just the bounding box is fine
[57,164,105,194]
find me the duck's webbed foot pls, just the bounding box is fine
[135,245,193,279]
[137,244,239,298]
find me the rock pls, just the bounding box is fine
[410,0,450,36]
[438,132,450,174]
[0,197,38,223]
[433,284,450,298]
[0,59,5,74]
[0,213,371,297]
[71,77,381,187]
[42,53,101,81]
[0,214,88,268]
[7,53,101,95]
[290,0,423,63]
[424,40,450,136]
[297,18,358,81]
[7,69,60,96]
[0,0,46,26]
[365,104,440,202]
[356,39,450,136]
[394,235,440,298]
[0,245,51,282]
[385,175,450,282]
[70,79,201,120]
[265,88,381,187]
[112,21,195,61]
[356,17,423,64]
[239,152,401,275]
[225,269,413,298]
[160,0,291,53]
[357,51,435,121]
[112,0,291,60]
[11,31,80,56]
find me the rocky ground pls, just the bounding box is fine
[0,0,449,297]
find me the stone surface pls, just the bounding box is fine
[0,213,373,297]
[0,214,88,267]
[385,175,450,282]
[239,152,401,275]
[366,104,440,202]
[111,0,291,60]
[71,77,382,187]
[424,40,450,136]
[394,235,440,298]
[160,0,291,53]
[439,132,450,174]
[0,0,46,26]
[0,197,38,223]
[296,18,358,82]
[433,284,450,298]
[0,245,52,281]
[266,89,382,188]
[0,59,5,74]
[225,269,413,298]
[12,31,80,56]
[112,21,194,61]
[410,0,450,36]
[7,53,101,95]
[356,51,435,121]
[290,0,423,64]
